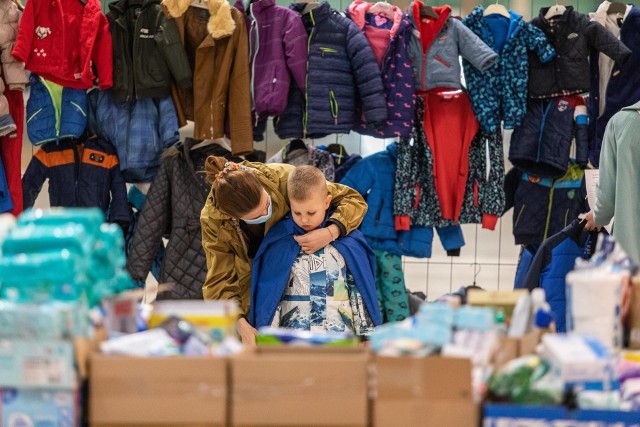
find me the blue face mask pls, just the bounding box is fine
[244,194,272,225]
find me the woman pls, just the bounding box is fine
[200,156,367,345]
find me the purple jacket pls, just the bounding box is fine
[346,0,415,138]
[235,0,308,119]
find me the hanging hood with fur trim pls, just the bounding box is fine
[162,0,253,155]
[12,0,113,90]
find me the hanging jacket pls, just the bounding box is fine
[87,89,179,183]
[275,2,387,139]
[342,142,464,258]
[201,161,368,316]
[519,220,595,332]
[509,95,588,178]
[127,140,242,300]
[0,154,12,214]
[407,1,497,91]
[26,74,88,147]
[250,212,382,328]
[588,3,640,167]
[345,0,415,138]
[458,128,505,229]
[462,6,555,132]
[164,0,253,155]
[529,6,631,99]
[503,164,589,246]
[0,0,28,91]
[22,136,130,226]
[234,0,307,119]
[12,0,113,90]
[267,141,335,181]
[107,0,192,102]
[514,244,538,289]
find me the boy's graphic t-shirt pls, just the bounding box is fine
[271,244,375,336]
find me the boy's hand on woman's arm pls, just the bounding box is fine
[294,224,340,255]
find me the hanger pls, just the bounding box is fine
[544,0,567,19]
[607,1,627,15]
[191,138,231,152]
[190,0,209,10]
[287,139,308,151]
[471,264,482,287]
[484,0,510,18]
[302,0,320,15]
[419,5,439,19]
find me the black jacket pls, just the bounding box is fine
[529,6,631,99]
[107,0,192,102]
[22,137,131,226]
[503,164,588,246]
[126,140,241,300]
[509,96,588,178]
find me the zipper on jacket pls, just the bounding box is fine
[564,208,570,227]
[250,3,259,124]
[73,144,82,201]
[543,181,556,240]
[303,10,317,136]
[537,101,553,163]
[40,77,62,139]
[320,47,337,56]
[130,7,140,101]
[329,90,338,126]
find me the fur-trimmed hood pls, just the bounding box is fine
[162,0,236,39]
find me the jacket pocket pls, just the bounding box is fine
[329,90,339,125]
[515,204,526,228]
[320,47,338,57]
[69,101,86,118]
[26,108,43,125]
[434,55,451,68]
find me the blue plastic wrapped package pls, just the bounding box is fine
[455,306,496,331]
[0,300,90,340]
[1,223,91,262]
[0,251,86,302]
[17,208,104,231]
[417,302,455,328]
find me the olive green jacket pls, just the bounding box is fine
[200,162,367,315]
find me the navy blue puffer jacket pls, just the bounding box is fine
[275,2,387,139]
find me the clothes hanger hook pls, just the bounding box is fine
[471,264,481,285]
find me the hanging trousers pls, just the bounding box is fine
[373,250,410,323]
[2,88,23,215]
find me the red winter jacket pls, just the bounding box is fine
[12,0,112,90]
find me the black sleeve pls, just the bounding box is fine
[503,168,521,215]
[522,242,552,291]
[22,153,48,209]
[126,158,172,282]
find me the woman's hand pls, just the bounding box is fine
[584,210,600,231]
[294,224,339,255]
[237,317,257,348]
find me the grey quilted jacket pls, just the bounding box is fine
[126,140,241,299]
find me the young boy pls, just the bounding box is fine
[250,166,381,336]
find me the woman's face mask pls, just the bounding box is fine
[243,193,273,224]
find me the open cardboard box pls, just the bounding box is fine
[230,346,369,426]
[493,329,544,367]
[373,356,479,427]
[90,354,228,427]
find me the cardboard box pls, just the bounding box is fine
[494,329,543,367]
[90,355,227,426]
[231,347,369,426]
[0,340,75,390]
[628,277,640,349]
[0,388,78,427]
[373,356,478,427]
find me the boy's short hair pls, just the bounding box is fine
[287,166,328,201]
